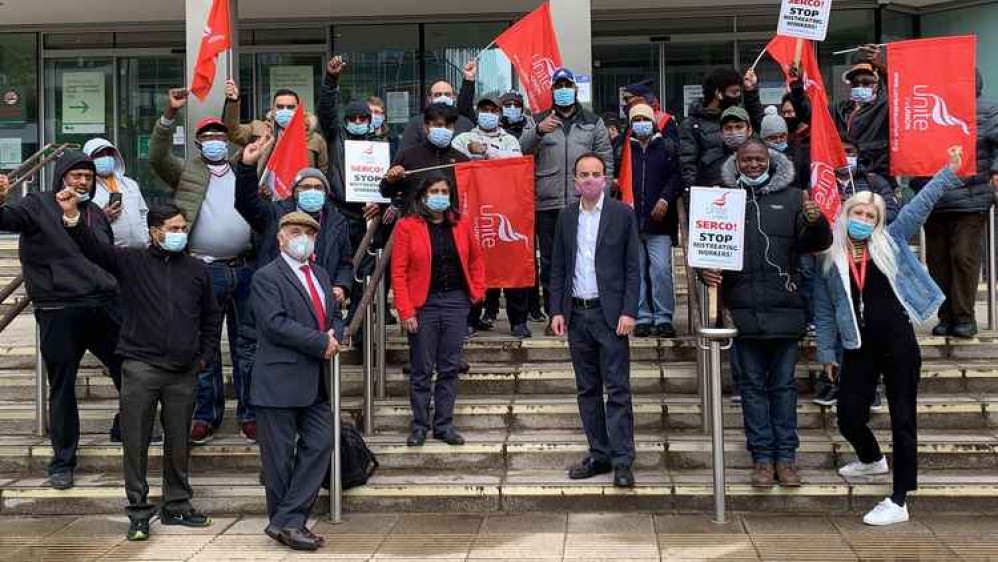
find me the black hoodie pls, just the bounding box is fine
[0,150,116,308]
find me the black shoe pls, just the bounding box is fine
[159,507,212,528]
[634,324,652,338]
[459,361,471,374]
[951,322,978,339]
[407,430,427,447]
[109,414,122,443]
[127,518,150,541]
[812,382,838,407]
[276,527,320,551]
[472,318,493,332]
[511,323,532,339]
[465,326,477,340]
[568,457,612,480]
[434,430,465,445]
[613,465,635,488]
[482,310,498,323]
[932,323,951,337]
[49,471,73,490]
[529,310,548,323]
[264,524,281,542]
[654,323,677,338]
[385,313,398,326]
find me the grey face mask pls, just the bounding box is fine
[723,132,748,149]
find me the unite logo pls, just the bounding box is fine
[476,205,528,249]
[906,85,970,136]
[704,192,731,221]
[531,56,557,91]
[203,26,225,44]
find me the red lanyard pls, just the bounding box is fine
[848,247,869,292]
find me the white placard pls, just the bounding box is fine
[344,140,391,204]
[777,0,833,42]
[0,137,21,168]
[173,126,186,146]
[683,85,701,118]
[687,187,747,271]
[386,91,409,124]
[269,66,315,114]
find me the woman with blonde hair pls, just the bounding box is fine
[813,146,965,526]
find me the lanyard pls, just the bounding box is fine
[848,247,869,324]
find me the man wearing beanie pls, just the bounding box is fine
[761,106,809,189]
[622,103,681,338]
[0,150,123,490]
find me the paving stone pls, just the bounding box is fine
[654,513,747,534]
[467,533,565,559]
[741,514,839,535]
[100,535,216,560]
[374,533,474,558]
[392,514,485,535]
[480,513,567,534]
[750,533,857,561]
[562,533,660,559]
[567,513,655,535]
[659,533,758,560]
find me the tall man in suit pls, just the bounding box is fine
[251,212,341,552]
[550,152,641,488]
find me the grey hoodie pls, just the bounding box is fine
[83,138,150,249]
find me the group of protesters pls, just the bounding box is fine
[0,40,997,548]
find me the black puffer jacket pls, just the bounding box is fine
[717,150,833,338]
[679,101,732,189]
[834,92,889,177]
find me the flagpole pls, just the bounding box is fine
[400,162,459,177]
[474,39,498,61]
[832,43,887,56]
[749,48,768,72]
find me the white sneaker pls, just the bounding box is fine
[838,457,889,477]
[862,498,909,526]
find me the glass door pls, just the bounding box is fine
[593,41,660,118]
[661,39,735,119]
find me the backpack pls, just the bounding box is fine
[323,423,379,490]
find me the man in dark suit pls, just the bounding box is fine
[550,152,641,488]
[251,212,341,552]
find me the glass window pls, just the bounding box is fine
[117,56,186,205]
[0,33,40,200]
[424,22,513,106]
[238,53,255,123]
[114,31,185,49]
[819,9,876,106]
[248,28,325,46]
[593,42,659,117]
[333,24,419,136]
[663,40,735,119]
[254,53,324,118]
[43,33,113,50]
[594,16,734,37]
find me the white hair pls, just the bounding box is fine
[821,190,898,282]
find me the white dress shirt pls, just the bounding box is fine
[573,193,603,299]
[282,252,327,312]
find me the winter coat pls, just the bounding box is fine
[834,92,890,177]
[842,167,899,224]
[452,127,523,160]
[627,133,682,237]
[223,98,329,176]
[678,101,733,189]
[520,104,614,212]
[83,138,150,249]
[717,150,833,338]
[399,79,477,151]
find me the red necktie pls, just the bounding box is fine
[300,264,326,330]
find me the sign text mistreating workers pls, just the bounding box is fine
[777,0,832,41]
[344,140,391,204]
[687,187,747,271]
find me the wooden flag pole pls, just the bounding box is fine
[793,38,804,68]
[474,39,498,61]
[708,285,719,327]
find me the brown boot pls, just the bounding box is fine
[751,462,775,488]
[776,461,802,487]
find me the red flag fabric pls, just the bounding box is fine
[190,0,232,101]
[263,105,309,200]
[455,157,536,289]
[766,35,846,223]
[618,132,634,205]
[494,3,562,114]
[888,36,977,177]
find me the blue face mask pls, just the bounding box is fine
[739,171,770,187]
[274,108,295,129]
[93,156,116,177]
[200,140,228,162]
[371,114,385,130]
[426,193,450,212]
[553,87,576,107]
[427,127,454,149]
[478,112,500,131]
[847,218,875,241]
[767,141,789,152]
[74,190,91,203]
[850,87,875,103]
[297,189,325,213]
[161,232,188,253]
[502,105,523,123]
[346,121,370,136]
[631,121,654,138]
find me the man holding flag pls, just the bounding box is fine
[150,88,257,446]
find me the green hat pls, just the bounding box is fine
[720,106,750,125]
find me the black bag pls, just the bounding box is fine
[323,423,379,490]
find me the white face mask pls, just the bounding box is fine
[285,234,315,262]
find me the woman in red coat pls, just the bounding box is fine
[391,175,485,447]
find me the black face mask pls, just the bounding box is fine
[785,117,799,131]
[719,94,740,109]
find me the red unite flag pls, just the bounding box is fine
[888,36,977,177]
[263,105,309,200]
[766,35,847,224]
[494,3,563,114]
[455,157,536,289]
[190,0,232,101]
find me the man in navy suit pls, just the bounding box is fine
[251,212,341,551]
[550,152,641,488]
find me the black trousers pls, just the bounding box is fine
[121,360,197,521]
[838,325,921,494]
[257,401,333,529]
[35,303,123,475]
[567,305,635,467]
[483,288,530,326]
[536,209,561,315]
[407,290,470,435]
[926,212,986,325]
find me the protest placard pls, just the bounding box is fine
[687,187,747,271]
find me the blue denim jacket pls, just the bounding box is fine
[813,166,963,364]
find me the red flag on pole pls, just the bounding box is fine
[493,2,563,114]
[766,35,847,224]
[888,36,977,177]
[190,0,232,101]
[263,105,309,200]
[455,157,536,289]
[617,132,634,205]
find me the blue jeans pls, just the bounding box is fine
[637,233,675,327]
[798,254,816,326]
[735,337,800,463]
[194,262,255,427]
